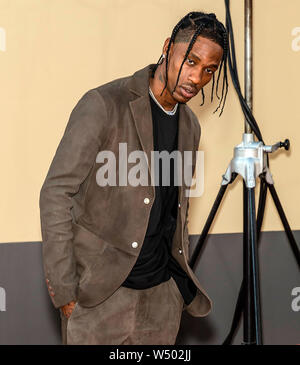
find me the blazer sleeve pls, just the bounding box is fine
[39,89,108,308]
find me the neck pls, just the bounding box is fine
[149,63,177,111]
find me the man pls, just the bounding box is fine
[39,11,228,345]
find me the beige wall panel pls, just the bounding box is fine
[0,0,299,242]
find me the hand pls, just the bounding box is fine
[61,301,77,319]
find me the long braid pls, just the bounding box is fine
[211,72,215,102]
[160,15,191,96]
[200,87,205,106]
[214,31,228,115]
[215,57,224,99]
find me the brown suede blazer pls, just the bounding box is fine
[39,64,212,318]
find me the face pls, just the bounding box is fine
[162,36,224,104]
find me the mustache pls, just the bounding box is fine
[180,84,199,94]
[181,83,198,91]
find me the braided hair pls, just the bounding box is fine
[154,12,228,116]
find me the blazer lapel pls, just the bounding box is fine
[129,95,154,183]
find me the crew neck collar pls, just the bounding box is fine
[148,86,178,116]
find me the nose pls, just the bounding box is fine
[188,68,203,86]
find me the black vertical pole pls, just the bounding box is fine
[244,0,253,133]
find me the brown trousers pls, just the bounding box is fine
[59,276,184,345]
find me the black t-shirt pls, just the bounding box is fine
[121,93,197,305]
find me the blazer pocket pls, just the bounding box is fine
[77,243,137,308]
[71,222,108,280]
[71,222,138,308]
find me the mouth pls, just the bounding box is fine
[180,86,198,99]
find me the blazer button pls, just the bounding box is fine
[178,203,181,208]
[144,198,150,204]
[131,241,138,248]
[178,249,183,255]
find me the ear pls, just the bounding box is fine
[162,37,174,56]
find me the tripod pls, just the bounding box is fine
[188,0,300,345]
[189,133,300,345]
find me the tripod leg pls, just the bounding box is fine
[244,187,263,345]
[257,178,268,240]
[189,184,228,269]
[267,183,300,268]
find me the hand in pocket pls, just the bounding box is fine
[61,301,77,318]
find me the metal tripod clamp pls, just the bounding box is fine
[221,133,290,188]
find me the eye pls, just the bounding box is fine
[186,58,195,65]
[205,68,214,74]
